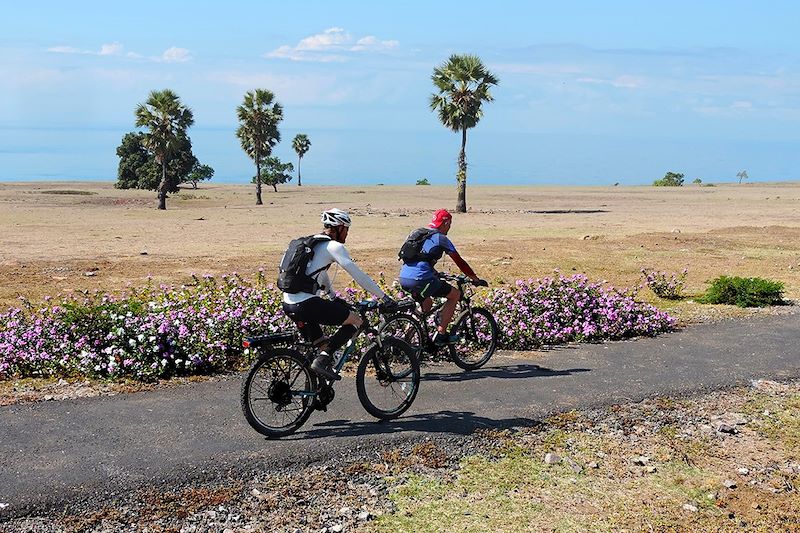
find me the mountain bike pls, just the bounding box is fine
[380,273,499,371]
[240,299,420,439]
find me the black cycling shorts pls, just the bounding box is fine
[282,297,350,326]
[399,277,453,302]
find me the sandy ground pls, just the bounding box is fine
[1,181,798,315]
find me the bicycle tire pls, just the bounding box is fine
[356,337,420,420]
[448,306,498,371]
[380,312,425,361]
[240,348,316,438]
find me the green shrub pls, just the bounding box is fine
[416,178,431,185]
[699,276,785,307]
[692,178,702,184]
[653,172,684,187]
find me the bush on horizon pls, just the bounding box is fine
[0,272,677,382]
[699,275,785,307]
[653,171,684,187]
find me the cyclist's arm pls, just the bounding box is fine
[437,234,479,280]
[447,250,478,279]
[327,242,386,298]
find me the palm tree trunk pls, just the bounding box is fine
[157,160,167,210]
[255,157,263,205]
[455,128,467,213]
[297,155,302,186]
[273,183,278,192]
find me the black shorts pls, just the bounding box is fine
[399,277,453,302]
[282,297,350,326]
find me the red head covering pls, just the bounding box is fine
[428,209,452,228]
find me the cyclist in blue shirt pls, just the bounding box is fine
[399,209,487,346]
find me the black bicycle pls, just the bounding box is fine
[380,273,499,371]
[240,299,420,438]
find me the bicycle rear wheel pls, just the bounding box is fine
[356,337,420,420]
[241,348,316,438]
[448,307,498,371]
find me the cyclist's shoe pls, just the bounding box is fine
[310,352,341,381]
[432,331,459,347]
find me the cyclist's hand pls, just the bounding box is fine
[473,278,489,287]
[380,295,398,310]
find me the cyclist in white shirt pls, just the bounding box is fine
[280,208,395,381]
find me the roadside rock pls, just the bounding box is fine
[544,453,561,465]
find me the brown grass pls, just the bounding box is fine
[1,181,799,319]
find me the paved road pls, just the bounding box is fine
[1,311,799,517]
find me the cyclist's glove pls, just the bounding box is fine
[381,295,398,310]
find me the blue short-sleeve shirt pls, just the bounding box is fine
[399,231,457,281]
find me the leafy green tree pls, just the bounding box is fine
[416,178,430,185]
[430,54,498,212]
[116,132,198,192]
[692,178,702,184]
[251,156,294,192]
[134,89,195,209]
[184,162,214,189]
[291,133,311,186]
[236,89,283,205]
[116,132,155,190]
[737,169,749,184]
[653,171,685,187]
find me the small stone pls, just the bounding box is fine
[140,251,148,255]
[357,511,370,521]
[43,395,54,401]
[0,502,9,510]
[544,453,561,465]
[723,479,737,489]
[588,462,599,469]
[682,503,698,513]
[737,468,749,475]
[632,456,650,466]
[223,529,234,533]
[671,228,681,233]
[566,458,582,474]
[339,507,351,516]
[84,271,97,277]
[251,488,261,497]
[646,466,658,474]
[716,423,736,434]
[752,503,761,509]
[330,525,344,533]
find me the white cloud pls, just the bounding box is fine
[159,47,191,63]
[45,42,191,63]
[577,75,645,89]
[267,27,399,62]
[208,70,345,104]
[98,43,123,56]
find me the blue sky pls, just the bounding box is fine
[1,1,799,184]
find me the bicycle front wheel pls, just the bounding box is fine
[240,348,316,438]
[448,307,498,370]
[356,337,420,420]
[380,313,425,361]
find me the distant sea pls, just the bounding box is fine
[1,126,798,186]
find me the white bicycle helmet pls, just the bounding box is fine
[321,208,352,227]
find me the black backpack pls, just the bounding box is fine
[277,235,332,294]
[398,228,439,264]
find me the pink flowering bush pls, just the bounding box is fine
[0,271,676,382]
[482,274,676,350]
[641,268,688,300]
[0,271,290,381]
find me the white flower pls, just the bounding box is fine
[137,334,145,342]
[175,359,183,365]
[128,339,136,347]
[152,346,159,353]
[161,358,168,366]
[148,336,156,342]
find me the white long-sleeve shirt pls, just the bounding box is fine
[282,236,386,304]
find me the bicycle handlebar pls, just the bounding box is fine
[437,273,489,287]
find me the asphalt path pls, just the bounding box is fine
[1,311,799,517]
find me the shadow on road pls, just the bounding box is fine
[281,410,540,441]
[423,363,591,382]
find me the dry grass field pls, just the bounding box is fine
[1,181,798,320]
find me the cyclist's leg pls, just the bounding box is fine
[284,298,350,381]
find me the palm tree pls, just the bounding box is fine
[737,170,749,184]
[135,89,194,210]
[236,90,283,205]
[430,54,498,213]
[292,134,311,186]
